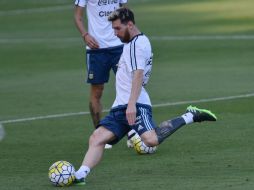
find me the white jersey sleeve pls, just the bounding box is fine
[120,0,128,3]
[75,0,86,7]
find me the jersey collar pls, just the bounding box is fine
[129,33,144,43]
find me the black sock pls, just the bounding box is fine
[155,117,186,144]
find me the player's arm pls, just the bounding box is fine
[74,6,88,40]
[74,5,99,49]
[126,69,144,126]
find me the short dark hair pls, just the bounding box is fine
[108,8,135,24]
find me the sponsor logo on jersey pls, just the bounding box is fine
[98,0,118,17]
[98,0,118,6]
[99,10,114,17]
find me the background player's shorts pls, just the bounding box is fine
[86,45,123,84]
[98,103,156,145]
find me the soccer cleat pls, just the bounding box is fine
[73,178,86,186]
[186,105,217,122]
[104,144,112,149]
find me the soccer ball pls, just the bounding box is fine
[48,160,75,187]
[132,134,157,154]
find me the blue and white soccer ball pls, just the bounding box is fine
[48,160,75,187]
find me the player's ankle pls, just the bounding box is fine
[75,165,90,179]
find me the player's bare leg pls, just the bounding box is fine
[140,130,159,147]
[89,84,104,127]
[82,127,115,167]
[74,127,116,185]
[89,85,112,149]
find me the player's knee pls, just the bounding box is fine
[88,134,97,147]
[144,139,157,147]
[89,130,103,147]
[141,134,158,147]
[140,130,159,146]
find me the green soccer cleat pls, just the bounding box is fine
[73,178,86,186]
[186,105,217,122]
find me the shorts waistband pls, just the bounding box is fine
[86,45,124,53]
[111,103,152,112]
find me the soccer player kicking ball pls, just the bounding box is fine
[74,8,217,185]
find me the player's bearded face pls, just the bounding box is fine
[119,28,130,43]
[117,27,130,43]
[112,20,131,43]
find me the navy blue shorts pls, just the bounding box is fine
[86,45,123,84]
[98,104,157,145]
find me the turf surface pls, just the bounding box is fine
[0,0,254,190]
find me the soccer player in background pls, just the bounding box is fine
[74,0,129,149]
[74,8,217,185]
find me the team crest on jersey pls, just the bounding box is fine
[89,73,94,79]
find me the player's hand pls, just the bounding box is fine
[126,104,137,126]
[83,34,99,49]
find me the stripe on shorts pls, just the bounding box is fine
[140,107,153,130]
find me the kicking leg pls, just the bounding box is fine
[155,105,217,144]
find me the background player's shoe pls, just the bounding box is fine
[186,105,217,122]
[127,129,136,148]
[127,139,134,148]
[104,144,112,149]
[73,178,86,186]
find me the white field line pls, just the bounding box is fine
[1,92,254,125]
[0,5,71,16]
[0,35,254,44]
[1,35,254,44]
[150,35,254,41]
[0,37,80,44]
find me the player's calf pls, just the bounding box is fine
[155,105,217,144]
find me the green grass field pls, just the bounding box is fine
[1,0,254,189]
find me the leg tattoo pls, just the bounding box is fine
[155,117,186,144]
[89,102,101,128]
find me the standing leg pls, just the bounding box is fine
[75,127,116,184]
[89,84,104,127]
[89,84,112,149]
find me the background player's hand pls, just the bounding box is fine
[126,104,137,126]
[83,34,99,49]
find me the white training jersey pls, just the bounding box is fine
[112,34,153,108]
[74,0,128,49]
